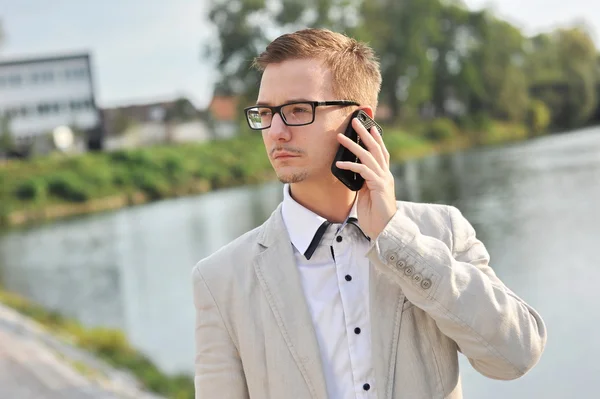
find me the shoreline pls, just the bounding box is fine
[0,121,532,230]
[0,289,194,398]
[0,301,164,398]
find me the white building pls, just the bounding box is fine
[0,52,104,153]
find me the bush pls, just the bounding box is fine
[425,118,460,142]
[112,168,131,187]
[163,154,189,185]
[46,172,90,202]
[457,112,494,145]
[110,150,158,170]
[132,170,170,199]
[527,99,552,136]
[14,179,46,201]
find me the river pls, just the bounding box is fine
[1,126,599,398]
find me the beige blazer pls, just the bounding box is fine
[192,201,547,399]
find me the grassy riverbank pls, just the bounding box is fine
[0,288,195,398]
[0,120,530,228]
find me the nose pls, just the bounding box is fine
[266,112,291,141]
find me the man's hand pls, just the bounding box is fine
[335,117,397,239]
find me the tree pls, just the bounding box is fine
[351,0,443,123]
[557,27,598,127]
[526,26,598,128]
[204,0,599,132]
[205,0,361,104]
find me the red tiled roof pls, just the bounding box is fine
[209,96,239,121]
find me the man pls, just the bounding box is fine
[192,28,546,399]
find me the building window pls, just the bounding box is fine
[43,71,54,82]
[37,103,51,115]
[65,68,87,80]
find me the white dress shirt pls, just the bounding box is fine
[281,184,377,399]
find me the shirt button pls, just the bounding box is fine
[421,278,432,290]
[345,275,352,281]
[354,327,361,334]
[336,236,343,242]
[363,383,371,391]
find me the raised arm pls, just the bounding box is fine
[367,206,547,380]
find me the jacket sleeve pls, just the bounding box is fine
[366,205,547,380]
[192,264,250,398]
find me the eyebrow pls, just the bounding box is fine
[255,98,313,106]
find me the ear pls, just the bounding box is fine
[360,106,375,119]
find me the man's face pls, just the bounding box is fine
[257,58,352,184]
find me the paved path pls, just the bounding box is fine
[0,303,162,399]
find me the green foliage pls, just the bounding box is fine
[163,154,189,184]
[0,135,271,226]
[0,116,15,154]
[382,127,433,159]
[527,27,599,128]
[206,0,600,131]
[424,118,460,142]
[481,122,528,145]
[132,170,171,199]
[14,178,46,201]
[47,172,91,202]
[527,100,552,136]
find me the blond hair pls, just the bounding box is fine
[253,28,382,111]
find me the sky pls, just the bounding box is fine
[0,0,597,110]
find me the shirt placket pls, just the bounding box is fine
[333,228,376,398]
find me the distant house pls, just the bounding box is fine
[0,52,104,154]
[101,97,211,150]
[208,95,239,139]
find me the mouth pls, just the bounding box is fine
[273,152,300,160]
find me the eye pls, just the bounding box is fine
[292,106,311,114]
[259,109,272,117]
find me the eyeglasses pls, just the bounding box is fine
[244,100,359,130]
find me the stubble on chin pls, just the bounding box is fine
[277,171,309,184]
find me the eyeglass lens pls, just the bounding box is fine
[247,102,314,129]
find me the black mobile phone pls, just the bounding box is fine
[331,109,383,191]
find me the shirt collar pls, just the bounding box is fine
[281,184,365,258]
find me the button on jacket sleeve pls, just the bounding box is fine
[192,266,250,399]
[366,205,547,380]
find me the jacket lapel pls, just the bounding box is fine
[370,261,405,399]
[253,204,329,399]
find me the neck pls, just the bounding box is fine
[289,176,356,223]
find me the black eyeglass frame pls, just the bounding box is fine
[243,100,359,130]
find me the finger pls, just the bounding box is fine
[337,133,383,176]
[352,118,386,168]
[335,161,380,184]
[370,126,390,166]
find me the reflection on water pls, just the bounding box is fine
[1,127,599,398]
